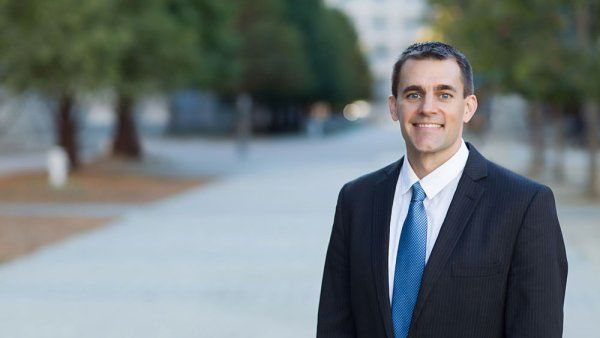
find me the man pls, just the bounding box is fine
[317,42,568,338]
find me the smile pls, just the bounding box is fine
[413,123,443,128]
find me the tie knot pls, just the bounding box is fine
[411,182,426,202]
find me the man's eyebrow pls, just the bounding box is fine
[402,85,424,94]
[435,84,457,92]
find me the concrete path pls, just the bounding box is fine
[0,124,598,337]
[0,203,141,218]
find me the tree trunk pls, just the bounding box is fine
[56,93,79,170]
[112,93,142,159]
[528,101,545,178]
[573,1,599,198]
[550,103,566,183]
[583,100,599,199]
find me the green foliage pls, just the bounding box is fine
[428,0,600,103]
[0,0,371,107]
[0,0,234,98]
[282,0,373,107]
[107,0,199,98]
[0,0,120,94]
[315,8,372,106]
[164,0,239,92]
[568,0,600,100]
[233,0,314,103]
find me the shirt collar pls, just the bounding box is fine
[398,140,469,200]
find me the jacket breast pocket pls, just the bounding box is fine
[451,262,502,277]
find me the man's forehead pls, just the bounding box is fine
[399,58,463,86]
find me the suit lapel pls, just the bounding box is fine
[372,158,403,338]
[410,144,487,327]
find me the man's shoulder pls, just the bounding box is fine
[482,158,557,212]
[485,159,546,192]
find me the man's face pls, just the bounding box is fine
[388,58,477,161]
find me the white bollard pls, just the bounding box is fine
[47,147,69,189]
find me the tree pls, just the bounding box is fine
[165,0,240,134]
[231,0,315,131]
[234,0,314,101]
[283,1,372,108]
[571,0,600,198]
[316,7,372,108]
[106,0,201,159]
[0,0,119,169]
[169,0,239,92]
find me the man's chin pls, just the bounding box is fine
[407,140,463,161]
[408,142,444,155]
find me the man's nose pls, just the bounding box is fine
[421,93,436,114]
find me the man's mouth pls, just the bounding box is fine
[412,123,443,128]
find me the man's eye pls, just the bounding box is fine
[440,93,452,99]
[407,93,421,99]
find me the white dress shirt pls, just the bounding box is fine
[388,140,469,301]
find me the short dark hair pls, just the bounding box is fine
[391,41,474,98]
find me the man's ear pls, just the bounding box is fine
[388,95,399,121]
[463,94,478,123]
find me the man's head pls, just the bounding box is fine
[391,41,474,99]
[388,41,477,168]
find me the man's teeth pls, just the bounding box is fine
[414,123,442,128]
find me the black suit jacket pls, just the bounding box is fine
[317,143,568,338]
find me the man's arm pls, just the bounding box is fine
[505,185,568,337]
[317,184,357,337]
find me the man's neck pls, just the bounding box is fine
[406,142,462,179]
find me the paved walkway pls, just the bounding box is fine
[0,203,141,218]
[0,124,598,337]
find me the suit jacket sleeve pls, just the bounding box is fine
[317,184,357,338]
[505,185,568,337]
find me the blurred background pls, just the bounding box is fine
[0,0,598,337]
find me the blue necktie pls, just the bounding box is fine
[391,182,427,338]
